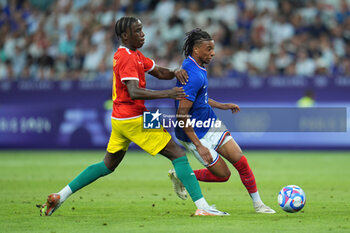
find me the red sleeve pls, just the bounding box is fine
[118,54,139,84]
[138,51,155,72]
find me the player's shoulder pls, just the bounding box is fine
[182,58,203,81]
[182,57,193,70]
[116,46,133,57]
[182,57,206,73]
[115,47,137,64]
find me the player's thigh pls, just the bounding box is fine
[216,138,243,164]
[179,139,219,167]
[106,119,131,154]
[123,117,172,156]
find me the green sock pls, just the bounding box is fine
[68,161,112,193]
[172,156,203,202]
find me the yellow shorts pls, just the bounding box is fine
[106,116,171,156]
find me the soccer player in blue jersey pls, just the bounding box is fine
[168,29,275,214]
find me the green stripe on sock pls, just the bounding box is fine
[68,161,112,193]
[172,156,203,202]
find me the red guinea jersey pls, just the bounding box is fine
[111,46,155,119]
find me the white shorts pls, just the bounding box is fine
[179,120,233,167]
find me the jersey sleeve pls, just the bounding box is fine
[118,55,140,84]
[139,51,155,73]
[181,70,203,102]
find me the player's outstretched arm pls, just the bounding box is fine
[149,66,188,85]
[125,80,187,100]
[208,98,240,114]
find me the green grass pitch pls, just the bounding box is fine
[0,150,349,233]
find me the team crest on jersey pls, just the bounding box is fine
[143,109,162,129]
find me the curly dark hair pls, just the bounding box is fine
[182,28,212,57]
[114,16,139,39]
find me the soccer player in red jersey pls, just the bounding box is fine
[169,29,275,214]
[40,17,228,216]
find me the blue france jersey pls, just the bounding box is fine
[175,56,217,142]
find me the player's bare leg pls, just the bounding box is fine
[40,151,125,216]
[217,139,275,214]
[161,139,229,216]
[195,156,231,182]
[104,150,126,171]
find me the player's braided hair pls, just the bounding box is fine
[182,28,212,57]
[115,16,138,40]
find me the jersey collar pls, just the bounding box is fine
[188,56,206,71]
[119,45,134,55]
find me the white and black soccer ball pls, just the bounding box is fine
[278,185,306,213]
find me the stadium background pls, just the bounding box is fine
[0,0,349,149]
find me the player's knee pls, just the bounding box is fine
[232,152,243,163]
[168,149,186,160]
[104,151,125,171]
[106,164,116,172]
[175,148,186,158]
[170,142,186,157]
[220,170,231,182]
[160,139,186,160]
[213,169,231,182]
[222,172,231,182]
[104,159,118,172]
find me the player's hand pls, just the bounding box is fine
[222,103,240,114]
[168,87,188,100]
[174,68,188,85]
[196,144,213,165]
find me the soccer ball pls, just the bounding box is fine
[278,185,306,213]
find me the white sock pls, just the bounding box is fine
[58,185,73,203]
[194,197,210,209]
[250,191,262,204]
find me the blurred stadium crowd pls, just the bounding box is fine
[1,0,350,81]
